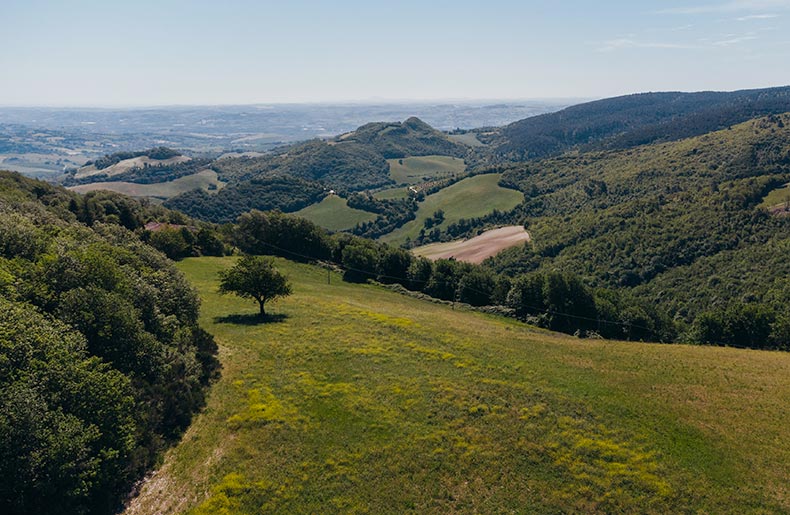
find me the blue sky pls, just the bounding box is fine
[1,0,789,105]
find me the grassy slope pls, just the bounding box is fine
[126,256,790,515]
[293,195,377,231]
[373,186,409,200]
[760,182,790,208]
[75,155,190,179]
[388,155,466,185]
[68,169,224,199]
[448,133,484,147]
[380,174,524,246]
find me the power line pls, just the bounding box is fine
[243,238,658,336]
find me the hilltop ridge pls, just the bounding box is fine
[486,86,790,160]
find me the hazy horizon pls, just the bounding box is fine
[3,0,790,106]
[3,87,789,109]
[0,97,587,109]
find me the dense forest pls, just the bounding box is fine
[346,193,419,239]
[484,115,790,310]
[219,203,790,349]
[485,86,790,160]
[0,172,222,514]
[211,139,391,187]
[164,175,327,223]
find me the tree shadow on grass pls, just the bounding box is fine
[213,313,289,325]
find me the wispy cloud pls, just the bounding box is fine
[735,13,780,19]
[598,31,761,52]
[597,39,699,52]
[712,34,759,44]
[657,0,790,15]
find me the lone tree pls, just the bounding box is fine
[218,256,292,316]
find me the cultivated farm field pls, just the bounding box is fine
[74,155,191,179]
[294,194,378,231]
[447,132,485,147]
[380,174,524,246]
[388,155,466,185]
[413,225,531,263]
[0,152,89,179]
[373,186,409,200]
[68,169,224,199]
[126,256,790,515]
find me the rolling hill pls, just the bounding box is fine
[52,96,790,336]
[487,86,790,160]
[293,194,378,231]
[379,174,524,246]
[336,116,467,159]
[164,176,327,223]
[62,115,468,222]
[160,117,472,223]
[75,155,191,180]
[387,155,466,185]
[211,139,391,189]
[68,169,225,200]
[481,113,790,324]
[125,256,790,514]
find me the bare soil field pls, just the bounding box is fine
[75,155,191,179]
[413,225,530,263]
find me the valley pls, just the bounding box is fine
[5,87,790,515]
[0,102,562,179]
[6,1,790,513]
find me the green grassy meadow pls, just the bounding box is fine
[125,256,790,514]
[388,155,466,185]
[447,133,485,147]
[760,183,790,208]
[373,186,409,200]
[68,170,224,199]
[293,195,377,231]
[380,174,524,245]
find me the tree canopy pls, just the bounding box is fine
[218,256,293,316]
[0,171,220,514]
